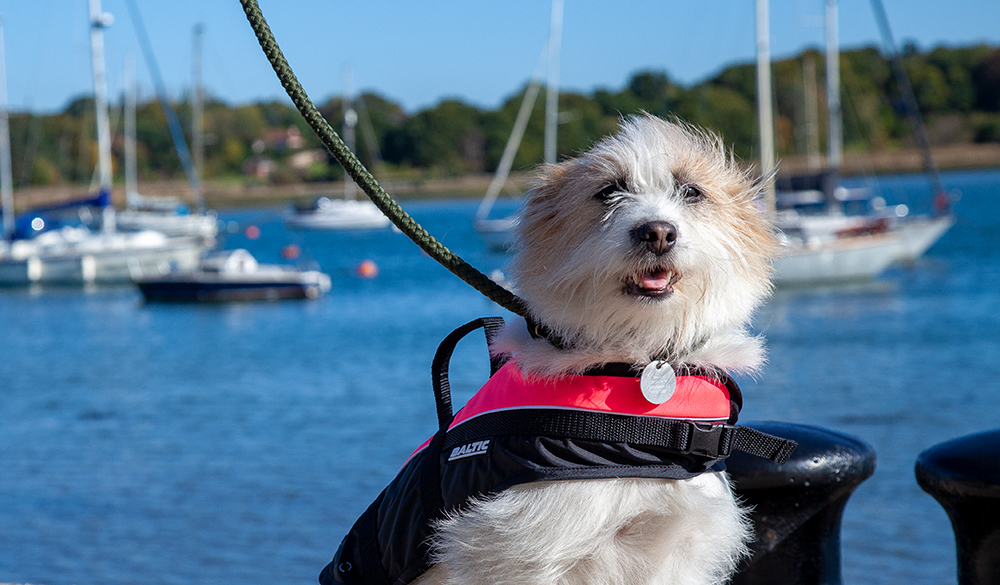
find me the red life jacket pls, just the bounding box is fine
[320,318,795,585]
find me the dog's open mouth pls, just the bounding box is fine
[625,268,679,298]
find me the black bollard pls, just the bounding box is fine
[916,429,1000,585]
[726,422,877,585]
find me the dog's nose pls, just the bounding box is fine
[633,221,677,255]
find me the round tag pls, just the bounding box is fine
[640,361,677,404]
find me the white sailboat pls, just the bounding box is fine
[474,0,562,252]
[114,21,218,240]
[757,0,954,286]
[285,65,390,231]
[0,0,206,287]
[472,49,544,252]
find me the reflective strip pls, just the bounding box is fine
[450,362,732,428]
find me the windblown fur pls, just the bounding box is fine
[415,115,778,585]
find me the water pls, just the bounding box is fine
[1,168,998,585]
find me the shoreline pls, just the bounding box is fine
[9,142,1000,211]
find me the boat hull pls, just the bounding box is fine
[285,199,390,231]
[0,233,205,286]
[137,278,328,302]
[115,209,219,240]
[773,231,904,286]
[894,214,955,263]
[474,216,517,252]
[135,256,332,302]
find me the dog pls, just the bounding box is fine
[417,115,779,585]
[322,114,781,585]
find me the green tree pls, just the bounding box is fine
[402,99,486,175]
[673,85,757,159]
[973,49,1000,111]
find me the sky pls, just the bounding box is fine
[0,0,997,115]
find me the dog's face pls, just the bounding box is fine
[509,115,778,368]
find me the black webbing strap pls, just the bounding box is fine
[430,317,506,430]
[444,409,708,454]
[443,409,796,464]
[732,425,798,464]
[423,317,507,523]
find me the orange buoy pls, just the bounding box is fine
[245,225,261,240]
[282,244,301,260]
[356,259,379,279]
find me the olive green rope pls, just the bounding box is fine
[239,0,527,317]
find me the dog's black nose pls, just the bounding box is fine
[633,221,677,255]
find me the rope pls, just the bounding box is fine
[239,0,528,317]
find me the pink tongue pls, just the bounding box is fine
[641,271,669,290]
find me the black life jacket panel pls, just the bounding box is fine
[320,318,796,585]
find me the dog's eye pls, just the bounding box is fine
[682,184,704,202]
[594,178,629,203]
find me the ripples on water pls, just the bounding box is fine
[1,169,998,585]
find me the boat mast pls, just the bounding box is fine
[342,64,357,202]
[869,0,947,201]
[755,0,776,214]
[0,20,14,241]
[543,0,562,165]
[124,55,138,201]
[89,0,115,232]
[825,0,842,172]
[802,54,822,170]
[124,0,204,214]
[474,45,548,222]
[192,24,205,208]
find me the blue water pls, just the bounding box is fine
[1,168,998,585]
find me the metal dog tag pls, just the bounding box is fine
[640,361,676,404]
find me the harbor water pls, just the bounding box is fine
[1,168,998,585]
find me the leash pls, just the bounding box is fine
[239,0,529,319]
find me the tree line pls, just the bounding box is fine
[8,42,1000,189]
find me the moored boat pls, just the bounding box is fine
[285,196,389,231]
[755,0,954,286]
[135,248,331,302]
[0,226,202,286]
[0,4,207,287]
[285,66,389,232]
[474,0,562,252]
[116,193,219,240]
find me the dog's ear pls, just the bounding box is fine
[523,163,575,209]
[532,162,571,191]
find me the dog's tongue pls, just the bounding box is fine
[641,270,670,290]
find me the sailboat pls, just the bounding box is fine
[114,48,218,240]
[114,16,218,241]
[757,0,954,286]
[474,0,562,252]
[0,0,206,286]
[284,65,390,231]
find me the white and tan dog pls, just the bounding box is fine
[419,115,779,585]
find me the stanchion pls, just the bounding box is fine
[726,422,876,585]
[916,429,1000,585]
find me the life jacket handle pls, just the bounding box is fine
[430,317,507,430]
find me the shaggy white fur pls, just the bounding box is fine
[414,115,778,585]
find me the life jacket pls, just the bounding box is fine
[320,318,796,585]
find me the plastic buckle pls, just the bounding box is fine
[683,423,734,458]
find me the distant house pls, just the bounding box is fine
[286,149,327,171]
[266,126,306,151]
[242,156,276,179]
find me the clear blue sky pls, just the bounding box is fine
[1,0,997,115]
